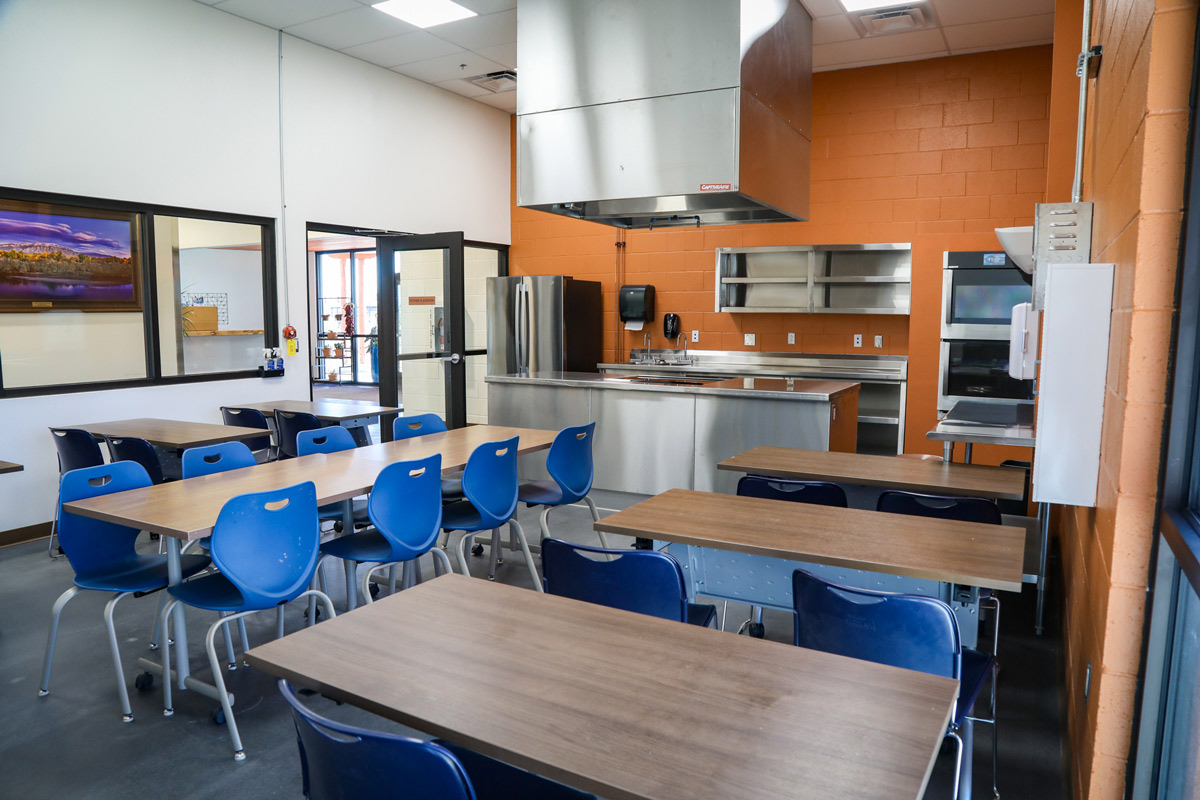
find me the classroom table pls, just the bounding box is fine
[234,399,401,445]
[0,461,23,474]
[596,488,1024,646]
[718,446,1027,500]
[60,418,267,450]
[62,424,555,706]
[244,573,958,800]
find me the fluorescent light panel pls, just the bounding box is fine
[838,0,907,11]
[373,0,477,29]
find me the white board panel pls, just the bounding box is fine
[1032,263,1114,507]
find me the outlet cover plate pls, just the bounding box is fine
[853,334,862,347]
[692,330,699,342]
[787,332,795,345]
[744,333,756,346]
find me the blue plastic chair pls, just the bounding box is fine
[38,462,210,721]
[319,454,451,611]
[542,538,717,627]
[158,481,336,761]
[296,427,370,533]
[392,413,464,499]
[220,406,276,461]
[278,680,596,800]
[47,428,106,558]
[736,474,848,507]
[517,423,610,549]
[274,409,324,459]
[182,441,257,479]
[443,436,541,590]
[792,569,995,800]
[104,436,167,484]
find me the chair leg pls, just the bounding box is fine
[388,564,398,594]
[204,615,246,761]
[488,529,501,580]
[581,496,611,550]
[47,508,65,559]
[431,547,452,577]
[344,558,359,611]
[538,507,552,547]
[455,532,475,577]
[507,519,543,593]
[159,598,177,716]
[39,586,83,696]
[238,617,249,653]
[950,729,964,800]
[148,589,169,650]
[102,592,136,722]
[219,613,238,671]
[276,606,285,640]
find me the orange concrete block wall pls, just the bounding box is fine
[510,45,1054,461]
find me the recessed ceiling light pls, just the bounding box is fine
[372,0,477,29]
[838,0,904,11]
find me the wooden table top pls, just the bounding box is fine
[719,446,1027,501]
[61,418,268,449]
[63,425,555,541]
[236,399,401,422]
[596,489,1024,592]
[244,574,957,800]
[0,461,23,474]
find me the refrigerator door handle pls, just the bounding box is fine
[516,283,528,373]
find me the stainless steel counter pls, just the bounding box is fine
[926,402,1036,451]
[485,371,859,402]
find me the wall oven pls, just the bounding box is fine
[938,339,1035,411]
[941,251,1033,340]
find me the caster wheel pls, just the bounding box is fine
[333,521,344,533]
[134,672,154,693]
[304,606,323,622]
[746,622,765,638]
[369,582,381,599]
[211,708,226,725]
[471,543,484,557]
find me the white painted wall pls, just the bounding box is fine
[0,0,511,531]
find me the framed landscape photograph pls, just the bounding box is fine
[0,199,142,311]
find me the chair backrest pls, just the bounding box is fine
[460,436,520,528]
[57,461,152,577]
[368,455,444,560]
[209,481,321,611]
[542,538,689,623]
[278,680,476,800]
[219,406,273,452]
[104,436,165,484]
[392,413,448,441]
[545,422,597,503]
[297,426,357,457]
[274,410,324,459]
[49,428,105,475]
[736,474,848,507]
[876,490,1002,525]
[792,569,961,681]
[182,441,257,479]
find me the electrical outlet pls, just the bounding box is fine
[874,335,883,348]
[787,332,795,345]
[691,330,699,343]
[744,333,756,346]
[853,334,862,348]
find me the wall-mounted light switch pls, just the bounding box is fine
[744,333,756,346]
[853,334,862,348]
[874,335,883,348]
[787,332,795,345]
[691,330,699,343]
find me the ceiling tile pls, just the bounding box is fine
[930,0,1055,28]
[392,51,506,84]
[434,78,493,98]
[427,10,516,50]
[471,90,517,113]
[813,15,859,45]
[814,28,947,70]
[475,41,517,69]
[284,6,417,50]
[454,0,518,17]
[213,0,361,30]
[943,13,1055,52]
[341,30,464,68]
[799,0,847,18]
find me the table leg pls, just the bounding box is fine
[942,441,953,462]
[963,442,973,464]
[166,537,190,688]
[1036,501,1050,635]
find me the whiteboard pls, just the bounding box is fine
[1032,263,1114,507]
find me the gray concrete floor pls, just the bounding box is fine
[0,489,1066,799]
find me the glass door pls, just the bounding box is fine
[377,233,467,433]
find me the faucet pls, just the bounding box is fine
[680,335,689,363]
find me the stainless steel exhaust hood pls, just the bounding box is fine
[516,0,812,229]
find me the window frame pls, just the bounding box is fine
[0,185,278,398]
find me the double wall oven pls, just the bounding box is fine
[938,251,1035,412]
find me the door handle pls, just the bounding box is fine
[442,353,462,365]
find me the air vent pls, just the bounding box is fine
[468,70,517,93]
[850,4,937,37]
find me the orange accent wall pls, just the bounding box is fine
[1055,1,1198,797]
[510,46,1054,462]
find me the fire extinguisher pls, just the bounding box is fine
[282,324,298,357]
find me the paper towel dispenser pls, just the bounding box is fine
[619,285,656,324]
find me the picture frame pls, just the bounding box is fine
[0,198,142,312]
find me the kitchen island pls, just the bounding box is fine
[486,372,859,495]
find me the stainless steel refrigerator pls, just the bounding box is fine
[487,276,602,375]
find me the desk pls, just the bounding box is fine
[245,574,957,800]
[0,461,23,474]
[719,446,1026,501]
[62,425,555,704]
[62,418,266,450]
[236,399,401,445]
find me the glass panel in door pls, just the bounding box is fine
[464,246,502,424]
[395,247,448,420]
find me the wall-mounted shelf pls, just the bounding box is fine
[715,243,912,314]
[184,329,266,337]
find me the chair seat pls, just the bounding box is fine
[441,477,464,499]
[956,647,995,726]
[434,740,596,800]
[320,529,409,564]
[686,602,717,628]
[168,571,252,612]
[74,553,210,594]
[441,500,487,532]
[518,479,565,507]
[317,497,370,524]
